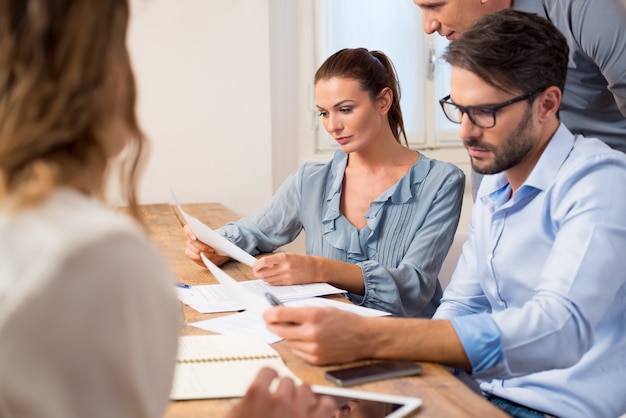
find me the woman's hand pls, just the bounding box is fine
[253,253,364,294]
[183,225,230,267]
[226,367,336,418]
[252,253,321,285]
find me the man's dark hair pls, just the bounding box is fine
[443,9,569,95]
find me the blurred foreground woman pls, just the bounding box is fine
[0,1,334,417]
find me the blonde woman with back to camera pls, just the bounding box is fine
[0,1,334,417]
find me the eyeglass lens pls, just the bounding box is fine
[441,102,495,128]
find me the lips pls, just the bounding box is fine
[335,136,351,145]
[466,147,490,159]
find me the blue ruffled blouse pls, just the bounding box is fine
[220,150,465,317]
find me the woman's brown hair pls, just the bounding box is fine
[315,48,408,146]
[0,0,147,223]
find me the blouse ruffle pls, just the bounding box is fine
[321,150,431,263]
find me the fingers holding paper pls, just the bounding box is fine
[227,367,336,418]
[264,306,371,366]
[253,253,364,294]
[253,253,321,286]
[184,225,230,267]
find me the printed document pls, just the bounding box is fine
[171,192,257,266]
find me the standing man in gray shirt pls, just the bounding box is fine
[415,0,626,197]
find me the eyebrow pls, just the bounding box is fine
[453,100,508,108]
[416,0,447,9]
[449,95,502,108]
[316,99,355,110]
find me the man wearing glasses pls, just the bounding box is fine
[416,0,626,199]
[264,10,626,418]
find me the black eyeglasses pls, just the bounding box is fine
[439,88,544,129]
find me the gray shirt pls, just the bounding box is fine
[515,0,626,151]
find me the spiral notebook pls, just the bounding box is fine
[170,334,299,400]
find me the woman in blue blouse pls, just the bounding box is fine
[185,48,465,317]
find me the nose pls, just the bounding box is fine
[325,113,342,134]
[421,10,440,35]
[458,112,481,140]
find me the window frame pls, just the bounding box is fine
[295,0,469,166]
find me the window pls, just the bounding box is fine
[310,0,465,159]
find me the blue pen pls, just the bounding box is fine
[175,282,192,289]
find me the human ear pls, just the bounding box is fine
[536,86,562,122]
[376,87,393,114]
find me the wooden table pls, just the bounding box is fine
[138,203,507,418]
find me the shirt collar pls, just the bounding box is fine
[478,123,575,201]
[324,149,430,205]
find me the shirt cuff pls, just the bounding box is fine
[450,313,505,374]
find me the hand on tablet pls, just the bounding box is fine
[227,368,336,418]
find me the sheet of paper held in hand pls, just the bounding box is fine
[171,192,257,267]
[200,253,271,315]
[193,254,390,343]
[189,295,393,344]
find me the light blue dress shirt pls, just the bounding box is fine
[219,150,465,317]
[434,125,626,417]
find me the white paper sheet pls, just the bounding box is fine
[284,297,391,317]
[201,253,271,315]
[189,296,390,344]
[191,311,283,344]
[171,192,258,266]
[176,280,347,314]
[175,285,242,313]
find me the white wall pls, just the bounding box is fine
[127,0,277,217]
[126,0,472,233]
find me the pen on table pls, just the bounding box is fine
[264,292,283,306]
[175,282,192,289]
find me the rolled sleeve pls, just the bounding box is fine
[451,313,505,376]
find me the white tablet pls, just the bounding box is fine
[312,385,422,418]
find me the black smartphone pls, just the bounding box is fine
[324,360,422,387]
